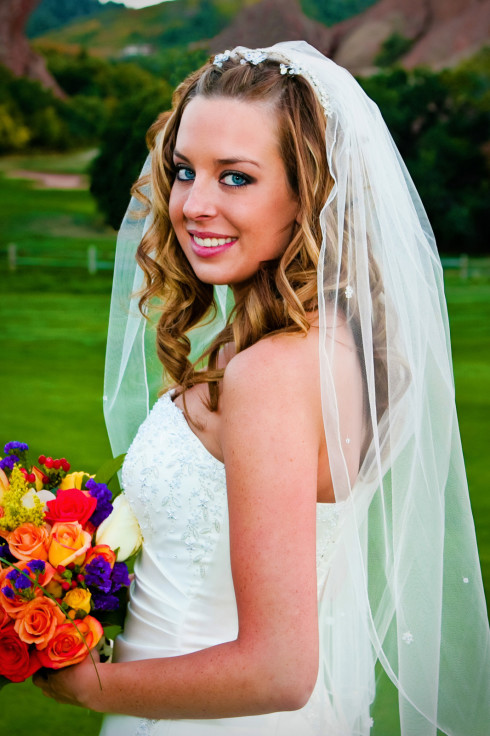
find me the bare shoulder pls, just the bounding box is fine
[222,329,321,408]
[220,328,322,436]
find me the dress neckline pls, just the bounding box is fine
[160,392,344,510]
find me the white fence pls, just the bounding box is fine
[6,243,114,274]
[3,244,490,279]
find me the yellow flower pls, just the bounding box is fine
[48,522,91,567]
[64,587,92,615]
[58,472,92,491]
[45,579,63,598]
[0,466,44,531]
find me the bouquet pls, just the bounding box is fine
[0,441,142,688]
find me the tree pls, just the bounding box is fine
[359,65,489,254]
[90,82,172,229]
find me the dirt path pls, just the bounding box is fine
[6,169,87,189]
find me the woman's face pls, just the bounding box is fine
[169,95,299,291]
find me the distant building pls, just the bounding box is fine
[120,44,153,58]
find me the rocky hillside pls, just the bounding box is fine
[2,0,488,90]
[325,0,490,74]
[212,0,490,73]
[0,0,64,95]
[210,0,331,54]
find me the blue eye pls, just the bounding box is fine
[175,166,195,181]
[221,172,250,187]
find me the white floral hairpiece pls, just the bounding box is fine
[212,48,332,116]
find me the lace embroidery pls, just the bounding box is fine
[316,503,343,565]
[135,718,158,736]
[122,393,227,579]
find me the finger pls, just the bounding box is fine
[32,669,49,688]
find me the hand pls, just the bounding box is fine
[32,649,101,708]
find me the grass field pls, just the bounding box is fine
[0,155,488,736]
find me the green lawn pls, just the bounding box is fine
[0,158,488,735]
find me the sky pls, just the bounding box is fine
[99,0,173,7]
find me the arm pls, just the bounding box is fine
[36,337,321,718]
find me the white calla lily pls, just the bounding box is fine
[95,494,142,561]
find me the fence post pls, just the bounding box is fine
[88,245,97,274]
[7,243,17,271]
[459,254,469,280]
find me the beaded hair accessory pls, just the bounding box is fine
[212,48,332,116]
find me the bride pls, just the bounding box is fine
[34,41,489,735]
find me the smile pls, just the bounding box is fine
[193,235,236,247]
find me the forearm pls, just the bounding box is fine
[85,638,311,718]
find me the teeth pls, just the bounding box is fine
[193,235,235,247]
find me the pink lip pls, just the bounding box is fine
[189,230,235,239]
[189,233,237,258]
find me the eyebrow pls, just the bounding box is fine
[173,150,261,168]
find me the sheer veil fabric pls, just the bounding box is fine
[104,41,490,735]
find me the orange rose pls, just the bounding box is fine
[83,544,116,570]
[0,562,56,619]
[0,467,9,500]
[48,522,92,568]
[7,522,50,562]
[14,596,66,649]
[36,615,103,669]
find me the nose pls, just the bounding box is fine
[182,177,217,220]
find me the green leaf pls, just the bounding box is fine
[102,624,122,640]
[93,453,125,498]
[0,675,11,691]
[123,550,139,574]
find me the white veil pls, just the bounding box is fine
[104,41,490,735]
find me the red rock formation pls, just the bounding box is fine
[403,0,490,69]
[0,0,65,96]
[211,0,490,75]
[327,0,490,74]
[210,0,332,56]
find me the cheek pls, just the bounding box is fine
[168,187,183,231]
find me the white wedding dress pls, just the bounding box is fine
[99,392,363,736]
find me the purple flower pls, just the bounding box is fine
[27,559,46,575]
[86,478,113,527]
[0,455,18,472]
[4,441,28,454]
[84,556,112,593]
[2,586,15,600]
[6,569,19,583]
[110,562,131,592]
[15,575,32,591]
[91,591,119,611]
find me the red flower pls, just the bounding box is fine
[0,624,41,682]
[45,489,97,527]
[0,604,11,630]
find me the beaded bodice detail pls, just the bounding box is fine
[122,392,227,581]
